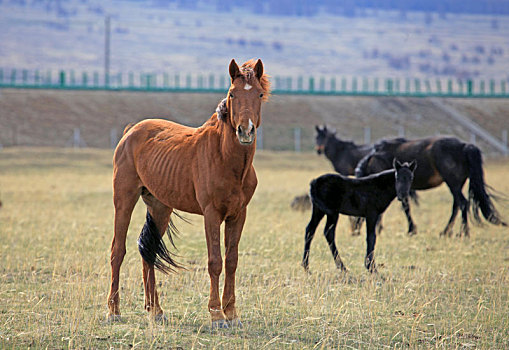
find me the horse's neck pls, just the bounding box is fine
[215,118,256,181]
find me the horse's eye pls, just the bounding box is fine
[230,93,234,99]
[259,93,264,98]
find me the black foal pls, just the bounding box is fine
[302,160,416,272]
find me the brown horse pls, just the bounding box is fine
[107,59,270,328]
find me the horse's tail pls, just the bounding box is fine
[464,144,507,226]
[123,123,135,136]
[355,151,374,178]
[137,211,183,274]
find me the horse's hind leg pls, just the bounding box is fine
[324,213,347,271]
[107,182,141,321]
[457,191,469,237]
[440,198,459,237]
[401,198,417,236]
[141,190,172,319]
[302,204,325,271]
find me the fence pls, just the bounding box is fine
[1,68,509,98]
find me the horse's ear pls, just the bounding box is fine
[254,59,264,80]
[409,160,417,172]
[315,125,321,132]
[393,158,402,170]
[323,125,327,132]
[229,59,241,81]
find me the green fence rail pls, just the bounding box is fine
[1,68,508,98]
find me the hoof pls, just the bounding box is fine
[105,314,123,324]
[227,318,243,328]
[154,313,168,324]
[211,319,230,329]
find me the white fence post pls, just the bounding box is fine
[257,125,263,150]
[110,128,118,149]
[364,126,371,145]
[502,130,508,156]
[294,127,301,152]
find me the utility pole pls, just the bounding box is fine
[104,15,111,87]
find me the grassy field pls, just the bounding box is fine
[0,148,508,349]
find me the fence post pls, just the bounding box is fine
[73,128,81,148]
[364,126,371,145]
[502,130,508,156]
[257,126,263,150]
[501,80,506,95]
[309,77,314,92]
[398,125,405,137]
[110,128,118,149]
[297,76,303,91]
[10,69,16,85]
[0,68,3,84]
[294,127,301,152]
[59,71,65,87]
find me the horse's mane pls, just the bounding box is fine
[240,59,271,102]
[374,137,407,152]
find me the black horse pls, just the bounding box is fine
[315,125,372,175]
[355,136,507,237]
[302,160,416,273]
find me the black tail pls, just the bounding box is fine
[354,151,373,178]
[137,211,183,274]
[464,144,507,226]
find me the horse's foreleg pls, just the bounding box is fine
[302,205,325,271]
[401,198,417,236]
[222,209,246,326]
[324,213,347,272]
[107,187,140,321]
[204,208,226,327]
[365,214,378,272]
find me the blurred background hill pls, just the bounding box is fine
[1,0,508,79]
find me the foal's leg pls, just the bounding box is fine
[222,209,246,326]
[203,207,226,327]
[323,213,347,271]
[141,194,172,320]
[364,214,378,272]
[107,183,141,321]
[401,198,417,236]
[302,204,325,271]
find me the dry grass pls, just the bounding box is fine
[0,148,508,349]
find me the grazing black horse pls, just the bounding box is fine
[355,136,507,237]
[315,125,372,175]
[302,160,416,272]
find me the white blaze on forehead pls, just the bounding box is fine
[244,83,252,90]
[249,119,254,130]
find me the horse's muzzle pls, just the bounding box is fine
[316,145,324,155]
[236,125,255,145]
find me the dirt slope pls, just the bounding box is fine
[0,88,508,155]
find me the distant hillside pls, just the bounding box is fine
[1,88,508,156]
[1,0,508,80]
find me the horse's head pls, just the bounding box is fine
[315,125,335,154]
[394,159,417,201]
[227,59,270,146]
